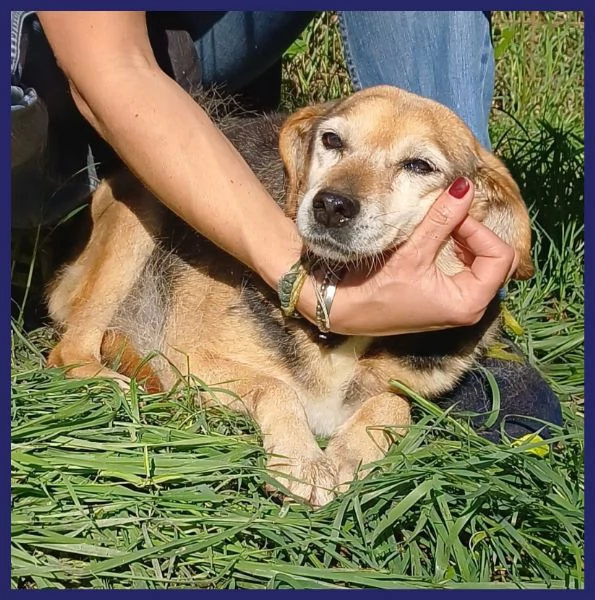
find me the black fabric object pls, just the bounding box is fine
[436,338,563,443]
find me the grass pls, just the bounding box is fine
[11,11,584,589]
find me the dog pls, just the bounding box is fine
[46,85,534,506]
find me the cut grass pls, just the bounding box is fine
[11,10,584,590]
[10,359,584,589]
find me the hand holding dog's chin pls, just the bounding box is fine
[306,179,518,337]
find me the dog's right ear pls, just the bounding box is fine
[473,146,535,281]
[278,100,339,219]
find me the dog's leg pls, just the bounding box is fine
[324,392,410,493]
[47,181,159,388]
[100,330,164,393]
[195,358,337,506]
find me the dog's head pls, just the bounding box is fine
[279,85,534,280]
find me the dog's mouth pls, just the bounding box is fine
[301,232,405,277]
[299,213,413,266]
[296,191,424,275]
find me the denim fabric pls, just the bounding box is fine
[436,339,563,442]
[185,11,315,92]
[11,11,96,229]
[339,11,494,149]
[11,11,37,110]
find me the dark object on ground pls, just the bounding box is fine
[437,338,563,442]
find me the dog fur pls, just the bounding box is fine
[46,85,534,506]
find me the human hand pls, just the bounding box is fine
[315,177,518,336]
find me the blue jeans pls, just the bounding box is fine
[11,10,494,228]
[191,11,494,148]
[340,11,494,149]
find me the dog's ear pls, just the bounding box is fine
[279,100,340,219]
[471,146,535,280]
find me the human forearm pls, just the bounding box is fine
[77,66,301,280]
[38,11,301,288]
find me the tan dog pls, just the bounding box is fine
[46,85,534,506]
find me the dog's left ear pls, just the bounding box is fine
[279,100,340,219]
[472,146,535,280]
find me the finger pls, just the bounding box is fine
[451,215,517,295]
[453,238,517,279]
[453,239,476,267]
[403,177,474,265]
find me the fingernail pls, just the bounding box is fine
[448,177,470,199]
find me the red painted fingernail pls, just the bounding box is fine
[448,177,470,199]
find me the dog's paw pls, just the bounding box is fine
[265,449,338,507]
[324,443,380,495]
[48,355,133,392]
[104,370,133,392]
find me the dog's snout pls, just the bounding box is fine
[312,191,360,228]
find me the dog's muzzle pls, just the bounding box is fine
[312,190,360,228]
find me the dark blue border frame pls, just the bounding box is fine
[6,2,591,10]
[6,3,588,595]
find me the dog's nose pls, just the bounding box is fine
[312,191,360,228]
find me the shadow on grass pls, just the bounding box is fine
[491,113,584,248]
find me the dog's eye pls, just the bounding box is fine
[321,131,343,150]
[403,159,435,174]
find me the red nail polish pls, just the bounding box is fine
[448,177,470,199]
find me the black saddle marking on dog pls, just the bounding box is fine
[368,298,501,372]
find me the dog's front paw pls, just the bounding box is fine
[324,394,408,494]
[265,448,338,507]
[324,439,383,495]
